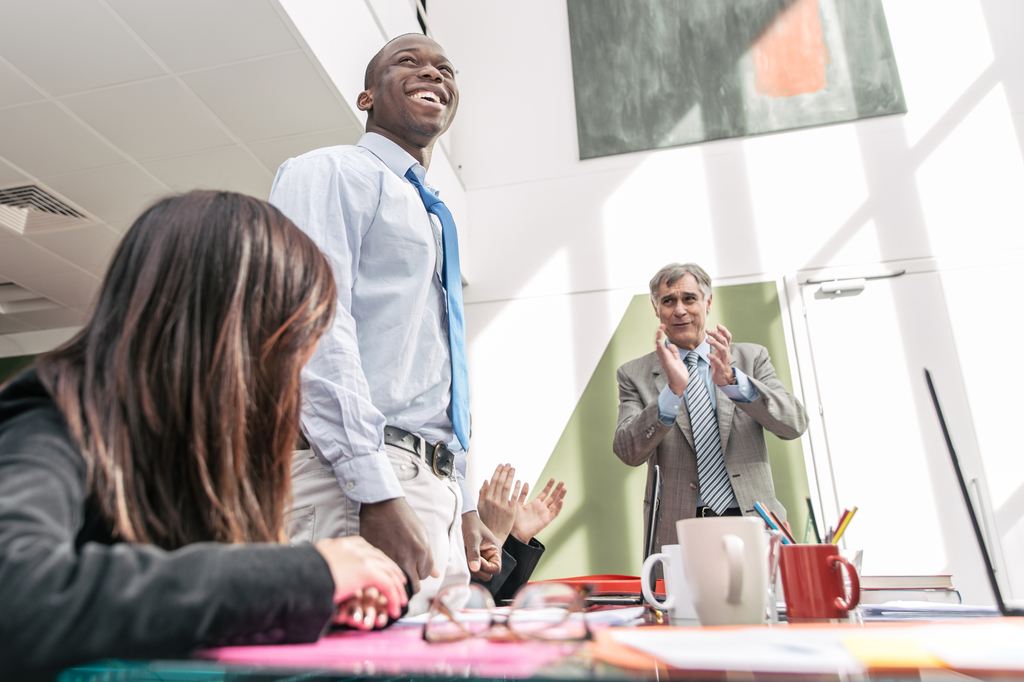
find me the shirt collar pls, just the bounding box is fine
[358,132,425,181]
[678,338,711,364]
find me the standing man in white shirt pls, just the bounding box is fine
[269,33,500,614]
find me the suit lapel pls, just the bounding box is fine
[652,366,695,451]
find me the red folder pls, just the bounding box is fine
[539,574,664,596]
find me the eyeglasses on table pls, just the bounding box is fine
[422,581,593,643]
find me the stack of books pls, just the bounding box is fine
[860,574,961,605]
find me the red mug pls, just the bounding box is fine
[779,544,860,621]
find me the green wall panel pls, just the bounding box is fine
[532,282,809,579]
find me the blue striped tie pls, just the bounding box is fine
[684,351,734,515]
[404,168,470,452]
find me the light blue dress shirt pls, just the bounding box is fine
[269,133,473,510]
[656,339,758,509]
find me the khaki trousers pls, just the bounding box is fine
[288,443,469,616]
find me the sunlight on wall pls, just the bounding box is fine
[885,1,994,149]
[600,147,714,283]
[744,125,872,270]
[465,288,636,490]
[916,84,1024,258]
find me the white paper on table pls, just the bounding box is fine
[583,606,645,626]
[861,601,1000,620]
[609,628,864,674]
[916,622,1024,671]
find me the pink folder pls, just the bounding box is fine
[202,624,580,677]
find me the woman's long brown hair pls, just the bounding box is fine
[36,191,336,548]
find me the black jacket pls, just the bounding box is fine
[479,535,545,602]
[0,369,335,677]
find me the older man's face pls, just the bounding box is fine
[656,274,711,351]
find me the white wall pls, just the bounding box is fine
[423,0,1024,595]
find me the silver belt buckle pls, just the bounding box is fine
[431,442,447,477]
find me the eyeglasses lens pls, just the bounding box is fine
[507,583,587,640]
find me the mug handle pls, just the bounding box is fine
[722,534,745,605]
[828,554,861,611]
[641,553,675,611]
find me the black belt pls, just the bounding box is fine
[696,506,743,518]
[384,426,454,479]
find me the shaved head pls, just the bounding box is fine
[364,33,426,89]
[357,32,458,168]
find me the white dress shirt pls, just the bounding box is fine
[269,133,470,508]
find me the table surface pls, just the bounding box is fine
[56,613,1024,682]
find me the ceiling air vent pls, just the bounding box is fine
[0,184,90,235]
[0,282,60,315]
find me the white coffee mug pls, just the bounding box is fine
[676,516,774,626]
[640,544,698,623]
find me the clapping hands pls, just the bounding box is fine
[477,464,525,545]
[707,324,736,386]
[477,464,567,546]
[511,478,566,543]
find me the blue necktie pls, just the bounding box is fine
[404,168,470,452]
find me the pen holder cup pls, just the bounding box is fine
[779,544,861,623]
[838,547,863,624]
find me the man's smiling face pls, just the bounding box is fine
[359,34,459,153]
[656,274,711,351]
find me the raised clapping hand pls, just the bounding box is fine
[707,323,736,386]
[655,324,690,396]
[511,478,567,544]
[314,536,409,630]
[477,463,525,546]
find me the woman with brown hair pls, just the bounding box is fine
[0,191,407,676]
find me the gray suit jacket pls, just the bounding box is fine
[613,342,808,556]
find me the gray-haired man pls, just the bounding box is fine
[613,263,808,556]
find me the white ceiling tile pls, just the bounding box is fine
[9,306,88,330]
[107,0,299,73]
[0,238,76,295]
[0,159,30,190]
[247,126,361,173]
[0,59,46,108]
[29,267,102,308]
[0,0,164,96]
[27,223,122,277]
[0,316,33,335]
[2,326,79,355]
[143,146,272,199]
[44,164,169,228]
[182,52,350,141]
[62,77,234,160]
[0,102,124,176]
